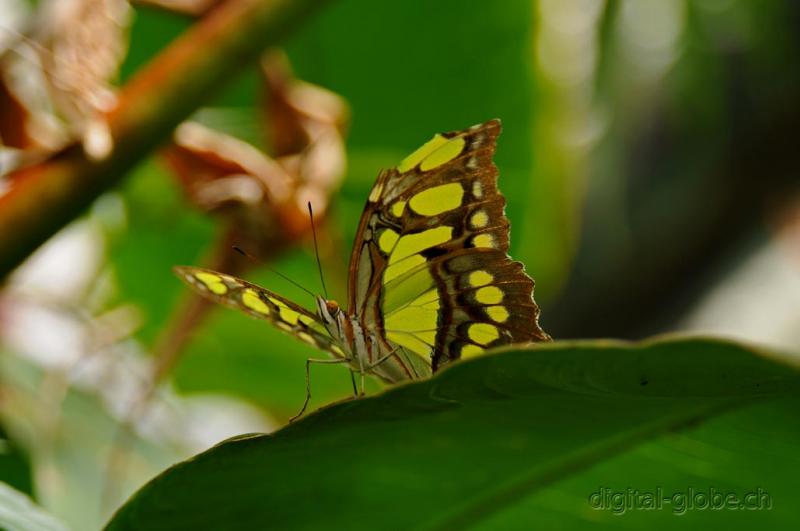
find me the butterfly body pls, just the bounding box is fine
[175,119,548,392]
[314,297,431,382]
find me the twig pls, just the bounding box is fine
[0,0,331,281]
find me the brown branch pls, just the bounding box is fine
[0,0,331,281]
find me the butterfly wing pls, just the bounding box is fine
[173,266,346,359]
[347,119,549,374]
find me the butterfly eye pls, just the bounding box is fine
[326,301,340,315]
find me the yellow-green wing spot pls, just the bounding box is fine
[384,284,440,358]
[408,183,464,216]
[397,134,466,173]
[475,286,504,305]
[472,233,496,249]
[379,226,456,358]
[390,200,406,217]
[468,270,493,287]
[384,254,425,283]
[268,297,316,326]
[389,227,453,264]
[486,306,509,323]
[383,287,440,356]
[470,210,489,228]
[195,272,228,295]
[383,266,436,314]
[461,344,484,358]
[378,228,400,254]
[242,288,270,315]
[381,226,453,283]
[468,323,500,345]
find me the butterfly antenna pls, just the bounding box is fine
[307,202,329,300]
[232,246,316,298]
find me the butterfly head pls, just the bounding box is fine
[315,296,344,334]
[316,296,361,358]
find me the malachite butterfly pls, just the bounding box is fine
[174,119,550,413]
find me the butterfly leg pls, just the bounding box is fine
[291,357,351,422]
[358,355,366,397]
[365,346,400,372]
[349,370,358,397]
[351,347,400,398]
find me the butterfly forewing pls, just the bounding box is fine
[173,266,345,358]
[348,119,549,373]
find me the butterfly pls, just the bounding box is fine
[174,119,550,416]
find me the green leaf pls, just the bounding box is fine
[105,338,800,530]
[0,482,69,531]
[0,425,32,496]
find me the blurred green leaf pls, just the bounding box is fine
[105,338,800,530]
[108,160,215,345]
[0,425,32,497]
[0,353,184,531]
[0,482,69,531]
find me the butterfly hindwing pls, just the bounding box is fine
[348,119,549,373]
[173,266,345,358]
